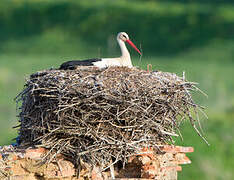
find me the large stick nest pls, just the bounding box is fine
[16,66,205,168]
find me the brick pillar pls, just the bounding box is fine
[0,145,193,180]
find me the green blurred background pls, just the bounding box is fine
[0,0,233,179]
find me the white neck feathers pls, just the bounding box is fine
[118,39,130,58]
[117,39,132,67]
[93,38,133,68]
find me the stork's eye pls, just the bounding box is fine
[122,35,127,38]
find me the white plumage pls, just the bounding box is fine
[59,32,141,70]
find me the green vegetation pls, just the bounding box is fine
[1,0,234,54]
[0,0,233,179]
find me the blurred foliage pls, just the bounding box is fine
[0,0,234,55]
[137,0,234,4]
[177,112,234,180]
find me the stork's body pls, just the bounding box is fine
[59,32,141,70]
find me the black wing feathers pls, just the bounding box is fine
[59,58,101,70]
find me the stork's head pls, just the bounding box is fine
[117,32,142,55]
[117,32,129,42]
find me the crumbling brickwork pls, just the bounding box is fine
[0,145,193,180]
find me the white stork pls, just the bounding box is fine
[59,32,141,70]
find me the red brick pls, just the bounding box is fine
[141,161,159,178]
[160,166,177,171]
[139,155,151,165]
[161,165,182,172]
[177,146,194,153]
[161,145,194,153]
[142,164,157,171]
[57,159,75,177]
[177,156,192,165]
[141,147,154,152]
[10,160,28,176]
[174,153,186,161]
[161,152,174,162]
[137,147,156,160]
[91,166,103,180]
[176,166,182,171]
[9,174,38,180]
[25,148,46,160]
[44,162,61,178]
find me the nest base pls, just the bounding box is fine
[0,145,193,179]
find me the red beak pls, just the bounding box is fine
[126,39,142,55]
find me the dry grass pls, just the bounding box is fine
[15,66,206,169]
